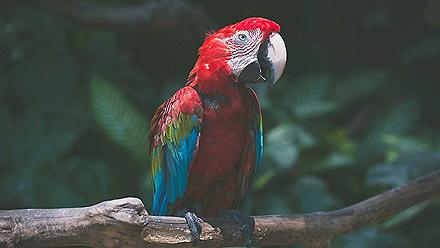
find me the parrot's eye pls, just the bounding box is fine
[238,34,248,41]
[234,32,249,43]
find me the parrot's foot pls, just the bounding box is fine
[218,209,254,248]
[184,211,202,246]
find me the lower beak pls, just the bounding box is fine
[237,33,287,86]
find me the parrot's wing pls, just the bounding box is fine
[148,86,203,215]
[236,88,263,205]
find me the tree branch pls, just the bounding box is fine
[30,0,215,32]
[1,169,439,248]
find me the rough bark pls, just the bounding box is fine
[1,169,439,248]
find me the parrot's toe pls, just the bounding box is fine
[184,211,202,246]
[218,209,255,248]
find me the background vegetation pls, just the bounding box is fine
[1,0,439,247]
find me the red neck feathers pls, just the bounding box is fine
[187,32,234,94]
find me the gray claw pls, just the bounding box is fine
[218,209,254,247]
[184,212,202,246]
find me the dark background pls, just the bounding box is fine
[1,0,440,247]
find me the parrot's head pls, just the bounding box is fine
[188,17,287,90]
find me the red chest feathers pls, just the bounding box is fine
[190,89,249,182]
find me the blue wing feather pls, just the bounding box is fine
[149,88,202,216]
[165,126,199,206]
[152,116,200,215]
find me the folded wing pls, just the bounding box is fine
[236,88,263,206]
[148,87,203,215]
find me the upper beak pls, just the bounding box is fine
[264,33,287,86]
[237,33,287,86]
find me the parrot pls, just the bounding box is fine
[148,17,287,246]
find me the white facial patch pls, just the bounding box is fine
[225,29,263,77]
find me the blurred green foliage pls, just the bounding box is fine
[1,0,439,247]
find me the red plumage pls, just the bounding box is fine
[149,17,281,217]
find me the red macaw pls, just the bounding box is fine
[148,17,287,246]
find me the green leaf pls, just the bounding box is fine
[290,176,340,212]
[367,164,409,187]
[326,129,357,154]
[284,74,336,119]
[265,123,316,168]
[383,135,432,153]
[382,202,429,229]
[90,78,146,162]
[362,99,420,152]
[333,69,388,105]
[252,169,276,191]
[310,152,356,172]
[293,101,339,119]
[367,153,440,187]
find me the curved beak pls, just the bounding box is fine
[264,33,287,86]
[237,33,287,87]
